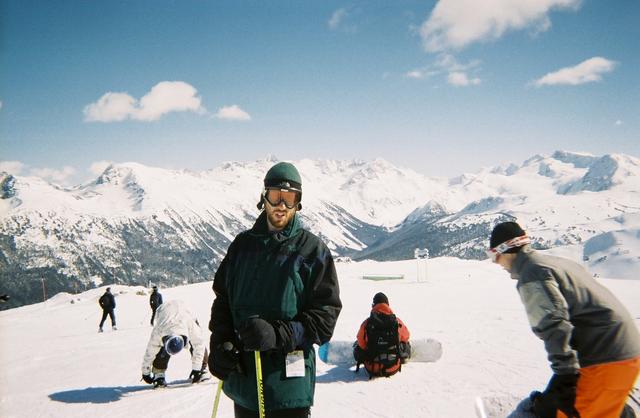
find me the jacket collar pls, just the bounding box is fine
[510,244,535,280]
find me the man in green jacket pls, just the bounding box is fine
[488,221,640,418]
[208,162,342,418]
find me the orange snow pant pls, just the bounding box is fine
[557,356,640,418]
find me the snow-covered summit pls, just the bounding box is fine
[561,154,640,194]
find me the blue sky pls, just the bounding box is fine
[1,0,638,184]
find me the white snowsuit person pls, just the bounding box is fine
[141,300,208,387]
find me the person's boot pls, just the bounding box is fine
[199,366,210,381]
[98,327,103,333]
[112,325,117,331]
[153,371,166,388]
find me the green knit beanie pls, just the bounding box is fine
[263,162,302,192]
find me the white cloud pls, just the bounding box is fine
[0,161,25,174]
[615,120,623,126]
[329,8,348,30]
[447,71,481,86]
[405,70,426,79]
[89,161,113,175]
[328,7,358,33]
[435,54,481,72]
[29,166,76,184]
[84,92,137,122]
[84,81,205,122]
[404,68,442,80]
[406,54,481,85]
[214,105,251,121]
[533,57,617,87]
[135,81,205,121]
[0,100,3,110]
[420,0,581,52]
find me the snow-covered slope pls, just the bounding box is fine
[0,257,638,417]
[1,151,639,307]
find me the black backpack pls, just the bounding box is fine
[363,311,400,377]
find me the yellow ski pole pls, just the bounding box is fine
[254,351,266,418]
[211,380,223,418]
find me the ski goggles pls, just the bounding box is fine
[263,187,301,209]
[486,235,531,262]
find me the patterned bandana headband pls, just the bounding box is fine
[487,235,531,261]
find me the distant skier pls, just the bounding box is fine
[488,221,640,418]
[353,292,411,378]
[141,299,209,388]
[149,285,163,325]
[98,287,116,332]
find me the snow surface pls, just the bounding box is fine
[1,256,638,418]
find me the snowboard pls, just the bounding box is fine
[474,395,536,418]
[318,337,443,365]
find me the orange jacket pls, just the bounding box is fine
[356,303,410,376]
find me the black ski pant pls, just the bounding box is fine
[150,308,157,325]
[152,337,209,372]
[99,309,115,328]
[234,404,310,418]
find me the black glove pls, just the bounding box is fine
[238,317,277,351]
[189,369,204,383]
[534,374,580,418]
[273,320,305,352]
[238,317,305,352]
[142,373,154,384]
[209,341,241,380]
[531,391,555,418]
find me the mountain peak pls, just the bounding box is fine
[559,153,640,194]
[551,150,597,168]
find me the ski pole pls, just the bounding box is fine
[474,396,488,418]
[211,381,223,418]
[254,351,266,418]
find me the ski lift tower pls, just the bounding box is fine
[414,248,429,282]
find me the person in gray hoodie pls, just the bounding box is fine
[488,221,640,418]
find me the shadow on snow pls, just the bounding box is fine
[49,379,198,404]
[316,365,370,383]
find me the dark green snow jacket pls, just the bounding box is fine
[209,212,341,411]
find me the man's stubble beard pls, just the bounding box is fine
[266,207,296,231]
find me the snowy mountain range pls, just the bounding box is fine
[1,151,639,307]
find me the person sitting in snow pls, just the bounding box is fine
[141,299,209,387]
[353,292,411,378]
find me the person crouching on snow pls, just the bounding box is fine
[141,299,209,387]
[353,292,411,378]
